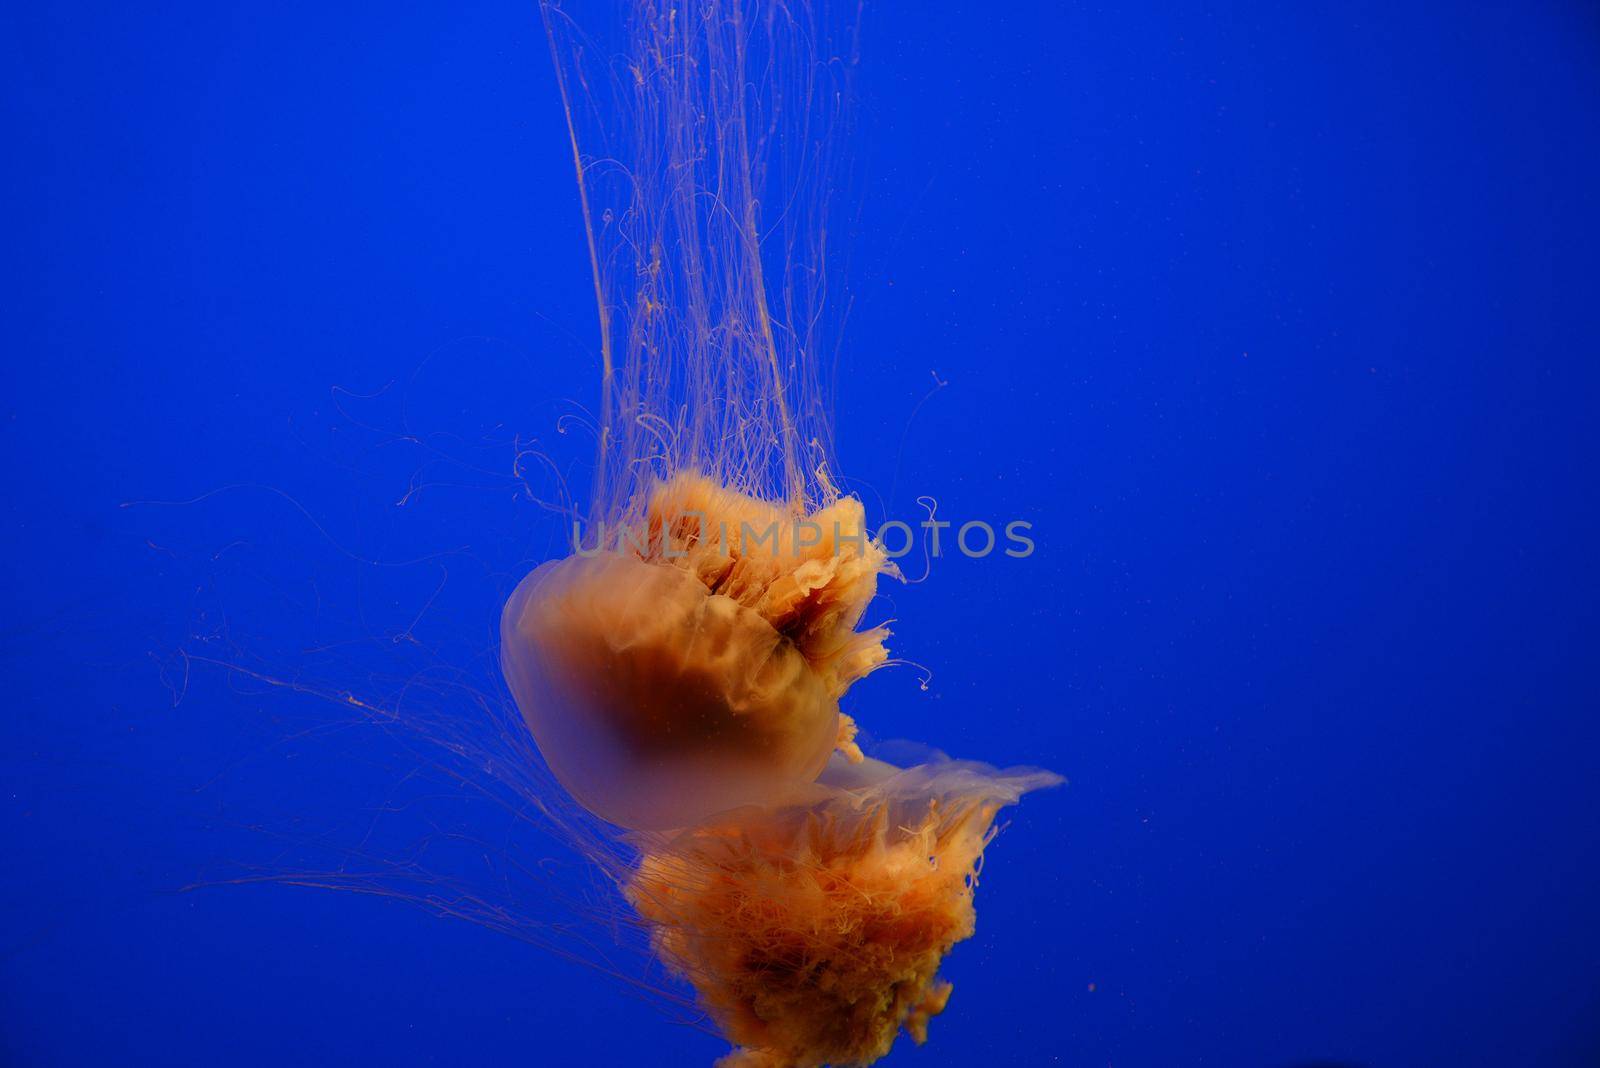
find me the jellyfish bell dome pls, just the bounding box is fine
[499,474,892,831]
[500,551,839,830]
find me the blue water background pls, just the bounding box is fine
[5,4,1599,1065]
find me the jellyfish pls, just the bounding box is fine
[500,476,890,831]
[498,3,1060,1064]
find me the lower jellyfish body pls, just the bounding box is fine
[500,475,1058,1064]
[627,755,1059,1068]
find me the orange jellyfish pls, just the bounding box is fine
[501,3,1059,1064]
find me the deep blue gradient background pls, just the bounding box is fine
[5,3,1599,1065]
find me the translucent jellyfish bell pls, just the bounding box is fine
[500,475,892,831]
[501,551,839,830]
